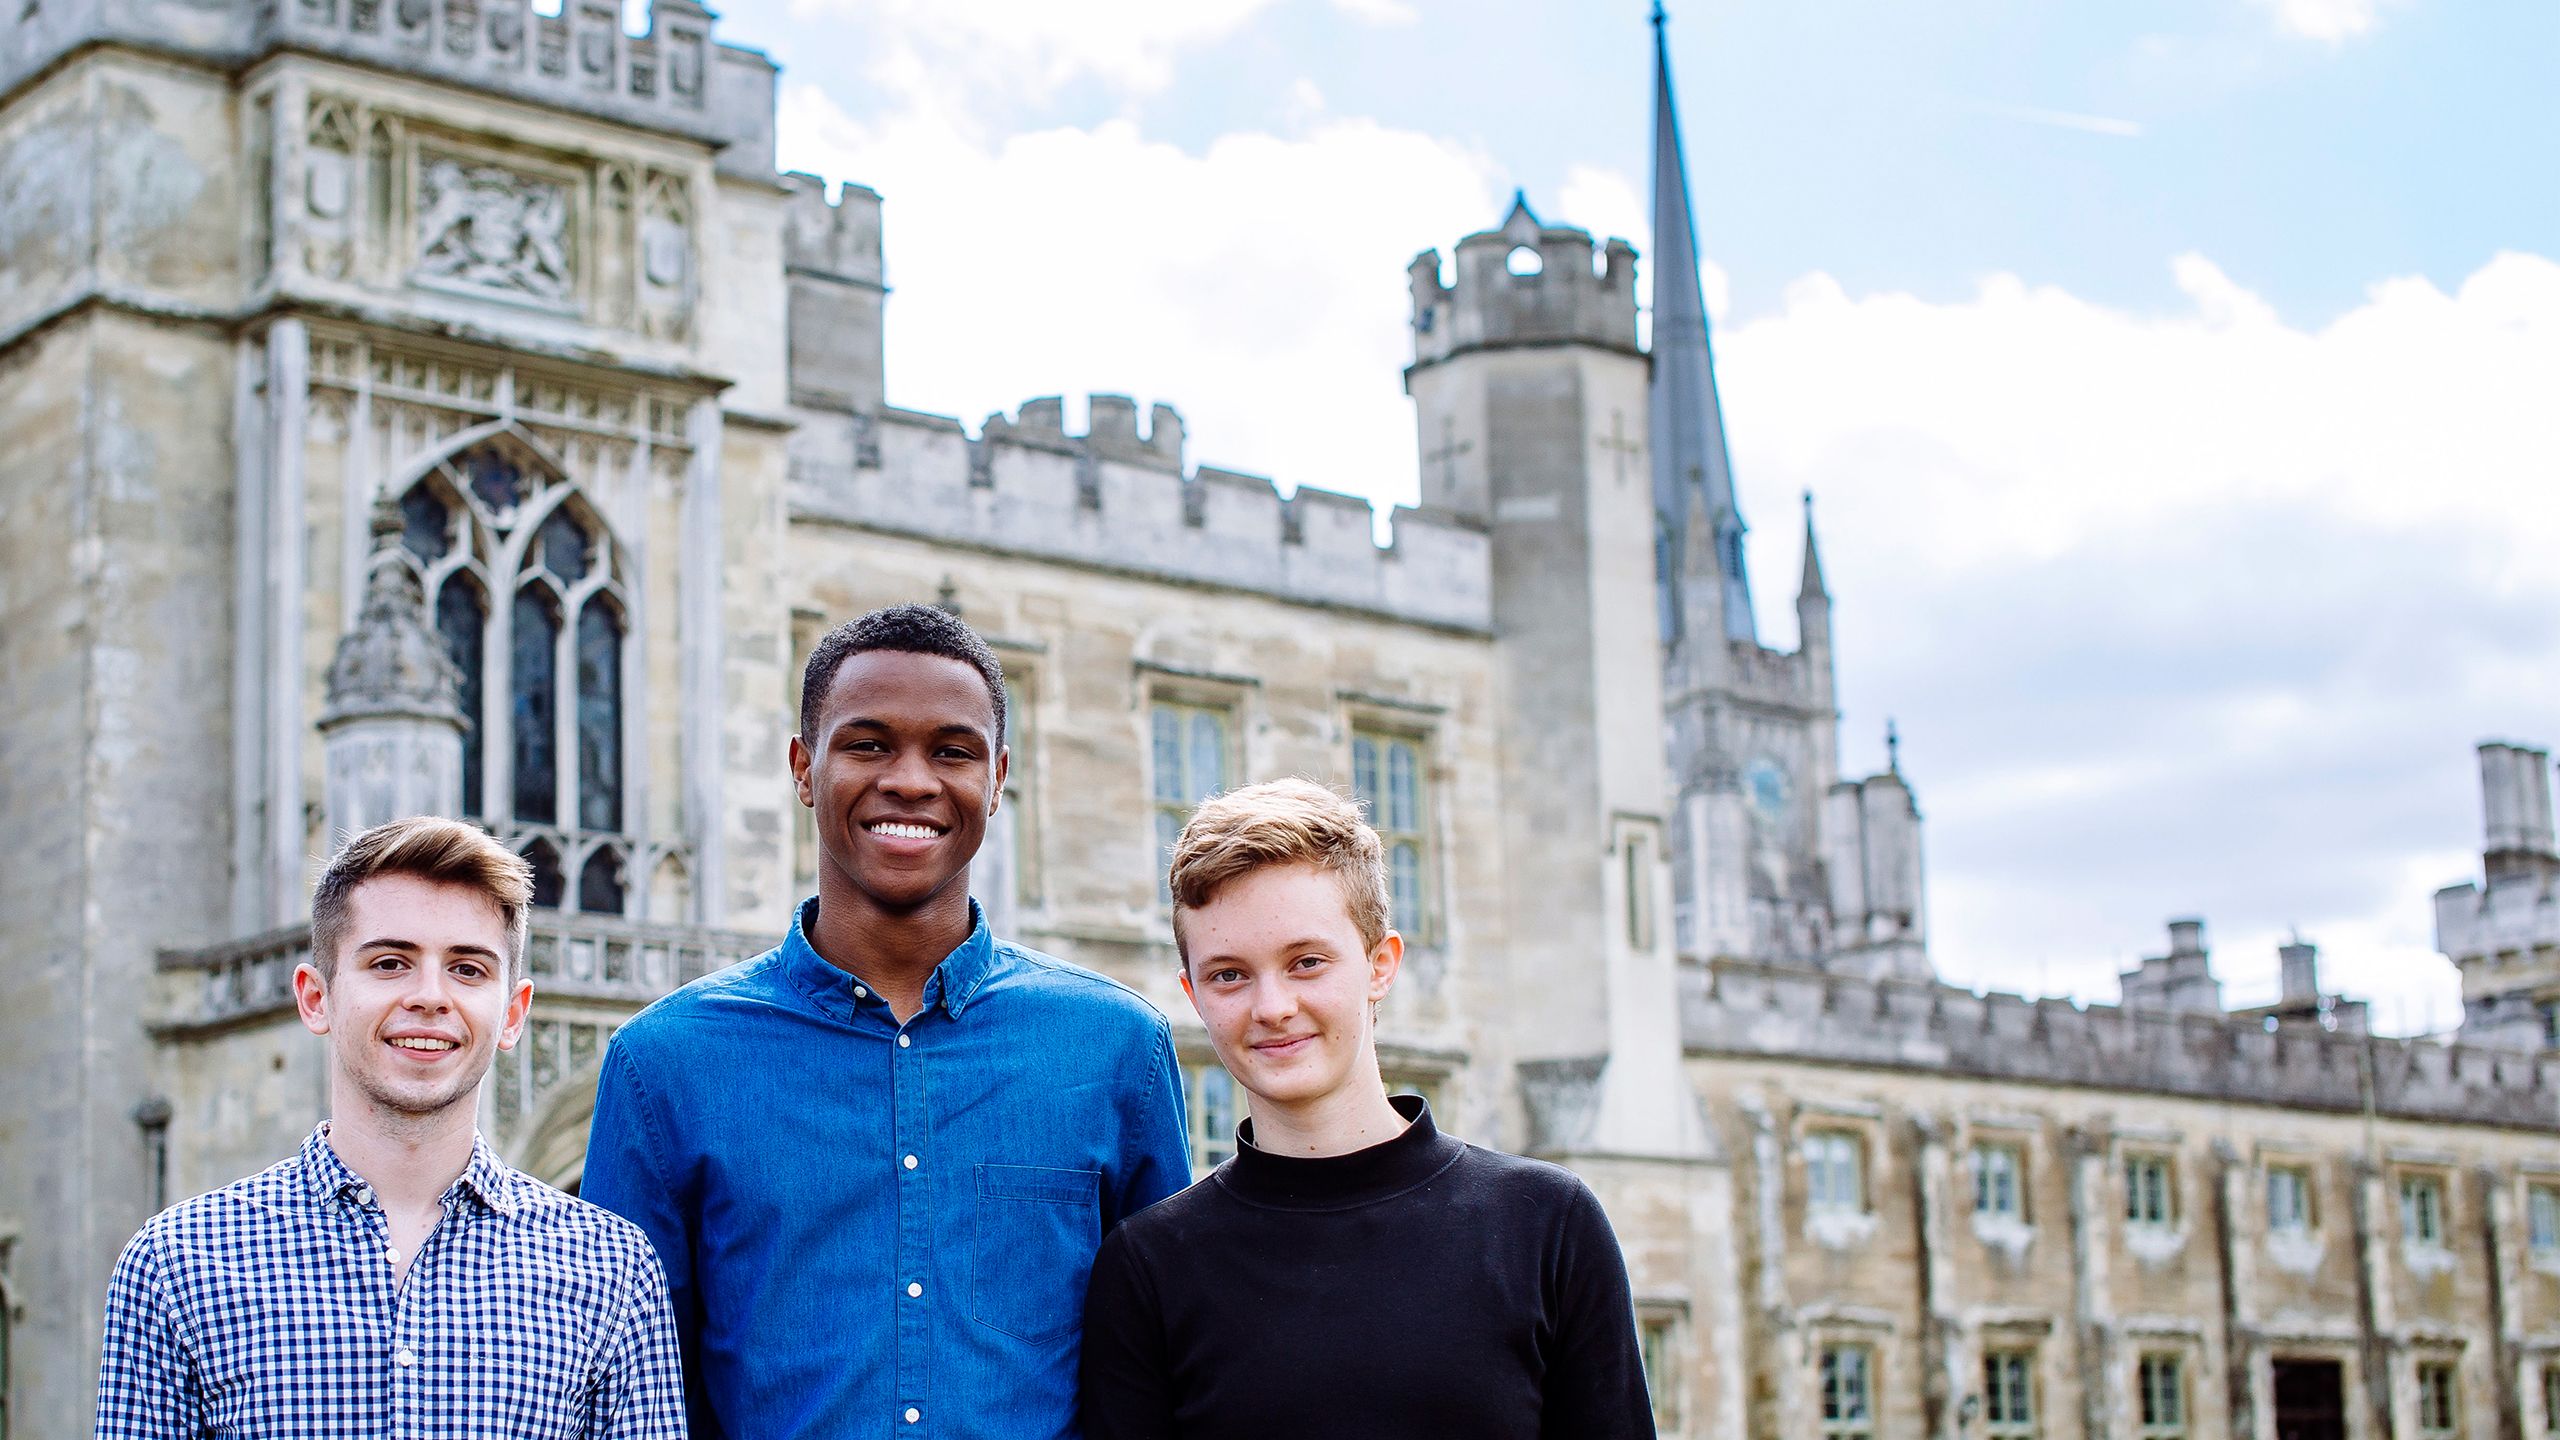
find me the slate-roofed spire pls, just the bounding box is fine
[1649,2,1755,646]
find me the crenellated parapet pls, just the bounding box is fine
[1406,195,1639,374]
[1685,958,2560,1131]
[788,398,1492,633]
[783,173,885,417]
[3,0,777,169]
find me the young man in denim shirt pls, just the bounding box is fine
[584,603,1190,1439]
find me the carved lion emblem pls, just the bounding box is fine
[415,159,573,304]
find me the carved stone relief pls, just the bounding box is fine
[637,169,694,341]
[303,101,359,281]
[414,157,574,305]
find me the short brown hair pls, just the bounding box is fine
[310,817,535,981]
[1168,778,1390,965]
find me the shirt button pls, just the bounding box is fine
[897,1034,911,1048]
[903,1154,918,1170]
[393,1347,417,1368]
[907,1281,923,1298]
[384,1246,401,1265]
[355,1186,373,1206]
[905,1407,922,1424]
[854,985,868,999]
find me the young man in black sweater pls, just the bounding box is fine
[1079,778,1657,1440]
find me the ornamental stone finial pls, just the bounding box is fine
[322,494,465,727]
[318,490,468,836]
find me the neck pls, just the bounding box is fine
[1246,1069,1411,1159]
[325,1086,478,1216]
[808,871,977,1021]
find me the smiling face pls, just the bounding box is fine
[1179,861,1403,1114]
[293,872,532,1125]
[790,648,1008,924]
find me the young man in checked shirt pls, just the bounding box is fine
[94,816,686,1438]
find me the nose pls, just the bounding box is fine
[877,744,943,801]
[1249,974,1297,1028]
[403,961,457,1013]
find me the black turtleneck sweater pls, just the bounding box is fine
[1079,1098,1656,1440]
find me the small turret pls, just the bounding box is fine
[318,494,467,838]
[1407,194,1639,374]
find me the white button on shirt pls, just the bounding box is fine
[902,1155,918,1170]
[897,1034,911,1048]
[854,985,868,999]
[906,1282,923,1298]
[394,1348,417,1368]
[383,1247,401,1265]
[904,1408,921,1424]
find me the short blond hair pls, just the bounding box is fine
[311,817,535,981]
[1169,778,1390,966]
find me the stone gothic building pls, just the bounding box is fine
[3,2,2557,1437]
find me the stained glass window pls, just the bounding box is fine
[522,837,564,909]
[537,507,591,582]
[435,578,487,817]
[576,598,622,832]
[578,847,626,915]
[400,486,451,564]
[464,445,524,512]
[512,586,560,824]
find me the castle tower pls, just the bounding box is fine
[1406,195,1697,1160]
[2440,741,2560,1049]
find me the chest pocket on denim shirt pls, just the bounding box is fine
[972,1163,1102,1344]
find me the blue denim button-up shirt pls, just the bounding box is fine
[583,899,1190,1440]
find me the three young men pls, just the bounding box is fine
[580,603,1192,1438]
[95,817,685,1437]
[1079,778,1659,1438]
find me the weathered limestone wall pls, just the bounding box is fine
[0,307,238,1440]
[779,518,1512,1139]
[1686,1047,2560,1440]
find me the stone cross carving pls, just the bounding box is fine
[1597,410,1642,488]
[1425,416,1472,496]
[416,159,573,303]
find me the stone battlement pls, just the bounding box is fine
[1684,958,2560,1131]
[1406,196,1638,373]
[788,398,1493,633]
[3,0,777,171]
[782,173,883,286]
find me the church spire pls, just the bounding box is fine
[1797,491,1828,602]
[1648,3,1755,647]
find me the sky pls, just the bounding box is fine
[693,0,2557,1033]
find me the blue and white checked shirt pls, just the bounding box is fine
[95,1123,686,1439]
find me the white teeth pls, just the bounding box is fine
[869,822,939,840]
[389,1037,458,1052]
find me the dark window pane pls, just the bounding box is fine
[577,598,623,832]
[435,579,487,817]
[400,486,451,564]
[523,838,564,908]
[463,446,523,512]
[512,587,560,824]
[578,847,626,915]
[537,507,592,582]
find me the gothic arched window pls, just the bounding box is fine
[396,433,633,911]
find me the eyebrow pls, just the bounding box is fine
[837,717,990,740]
[354,938,505,961]
[1201,938,1341,966]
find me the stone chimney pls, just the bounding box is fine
[2278,937,2320,1006]
[2480,742,2560,882]
[2120,917,2226,1015]
[317,494,466,841]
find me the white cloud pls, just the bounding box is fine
[1331,0,1419,25]
[776,82,1507,508]
[1714,250,2560,1030]
[783,0,1279,99]
[2247,0,2407,43]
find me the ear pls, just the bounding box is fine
[495,976,536,1051]
[1177,966,1201,1014]
[293,960,333,1037]
[1366,930,1404,1004]
[988,745,1010,816]
[788,732,814,808]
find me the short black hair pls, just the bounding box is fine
[799,603,1008,747]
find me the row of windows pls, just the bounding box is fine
[1150,701,1433,936]
[1817,1346,2472,1440]
[1799,1129,2541,1254]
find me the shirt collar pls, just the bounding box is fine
[299,1122,523,1216]
[780,895,1002,1022]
